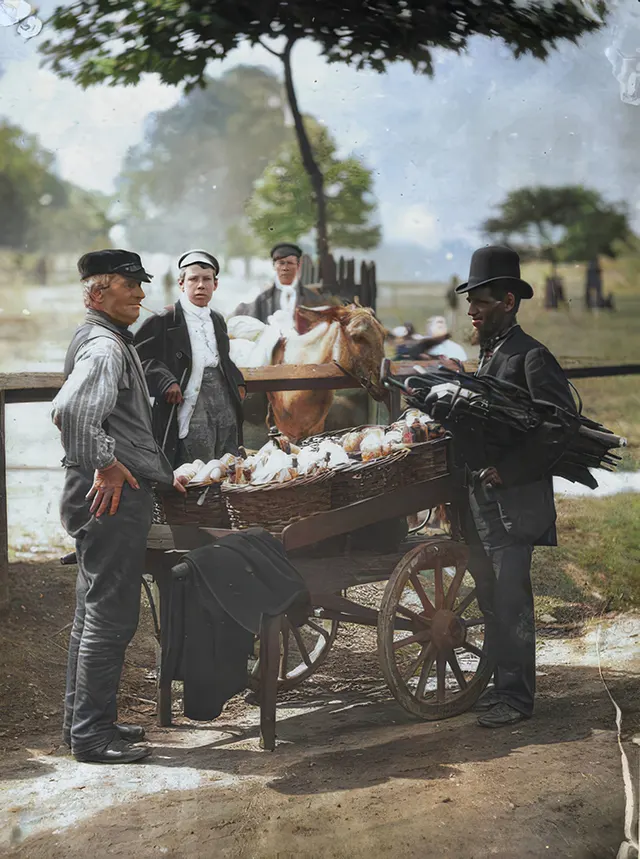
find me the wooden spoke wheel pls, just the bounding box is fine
[250,613,339,693]
[377,538,492,720]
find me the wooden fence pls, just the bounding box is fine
[300,253,377,310]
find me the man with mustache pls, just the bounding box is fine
[134,250,244,467]
[456,246,576,728]
[52,249,183,763]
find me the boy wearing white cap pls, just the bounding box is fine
[134,250,245,466]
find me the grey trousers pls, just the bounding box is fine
[60,467,153,753]
[177,366,240,466]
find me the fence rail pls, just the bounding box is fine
[1,359,639,613]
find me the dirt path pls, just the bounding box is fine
[1,563,639,859]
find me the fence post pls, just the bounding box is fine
[359,261,368,306]
[370,262,377,311]
[0,391,8,614]
[300,254,312,286]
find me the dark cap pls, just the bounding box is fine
[271,242,303,261]
[455,246,533,299]
[177,249,220,276]
[77,249,153,283]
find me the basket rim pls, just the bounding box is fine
[155,481,223,497]
[222,469,333,495]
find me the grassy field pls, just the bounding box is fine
[532,494,640,612]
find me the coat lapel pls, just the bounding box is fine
[166,301,191,359]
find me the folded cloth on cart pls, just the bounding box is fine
[227,310,294,367]
[161,528,310,721]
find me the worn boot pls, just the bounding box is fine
[74,737,151,764]
[63,723,146,748]
[477,702,529,728]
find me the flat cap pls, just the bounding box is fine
[77,249,153,283]
[271,243,303,261]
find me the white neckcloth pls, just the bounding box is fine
[177,293,220,439]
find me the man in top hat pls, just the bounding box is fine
[52,249,183,763]
[455,246,576,728]
[232,242,326,323]
[134,249,245,467]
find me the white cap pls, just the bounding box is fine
[177,250,220,275]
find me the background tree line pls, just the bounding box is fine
[0,121,112,256]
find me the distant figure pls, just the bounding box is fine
[395,315,467,363]
[35,255,48,286]
[232,243,326,324]
[446,275,459,312]
[585,258,614,311]
[162,269,173,304]
[544,274,566,309]
[585,258,602,309]
[389,321,417,341]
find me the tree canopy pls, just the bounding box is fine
[482,185,632,267]
[41,0,605,266]
[41,1,605,87]
[116,65,290,252]
[247,119,380,253]
[0,120,112,253]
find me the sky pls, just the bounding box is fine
[1,0,640,271]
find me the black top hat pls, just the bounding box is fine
[455,246,533,299]
[271,242,303,261]
[77,249,153,283]
[177,249,220,276]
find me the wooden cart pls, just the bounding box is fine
[145,437,491,751]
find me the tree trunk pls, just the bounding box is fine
[244,256,252,280]
[281,39,332,280]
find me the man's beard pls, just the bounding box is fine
[478,314,514,346]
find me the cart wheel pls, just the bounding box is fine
[378,538,491,720]
[249,614,339,693]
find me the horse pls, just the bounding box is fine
[265,303,387,441]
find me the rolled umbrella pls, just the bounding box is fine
[382,365,626,488]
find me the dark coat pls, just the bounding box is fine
[474,325,576,546]
[133,302,245,467]
[161,528,310,721]
[233,282,328,323]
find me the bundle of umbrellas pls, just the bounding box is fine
[382,366,627,489]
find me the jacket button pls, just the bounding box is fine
[176,351,182,358]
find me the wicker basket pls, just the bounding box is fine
[154,482,231,528]
[330,449,410,508]
[399,436,449,484]
[222,471,333,534]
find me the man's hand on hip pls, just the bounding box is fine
[165,383,183,404]
[86,461,139,517]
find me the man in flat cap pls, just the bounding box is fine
[456,246,575,728]
[134,249,244,467]
[52,249,183,764]
[232,242,326,323]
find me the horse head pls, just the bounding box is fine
[293,303,387,400]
